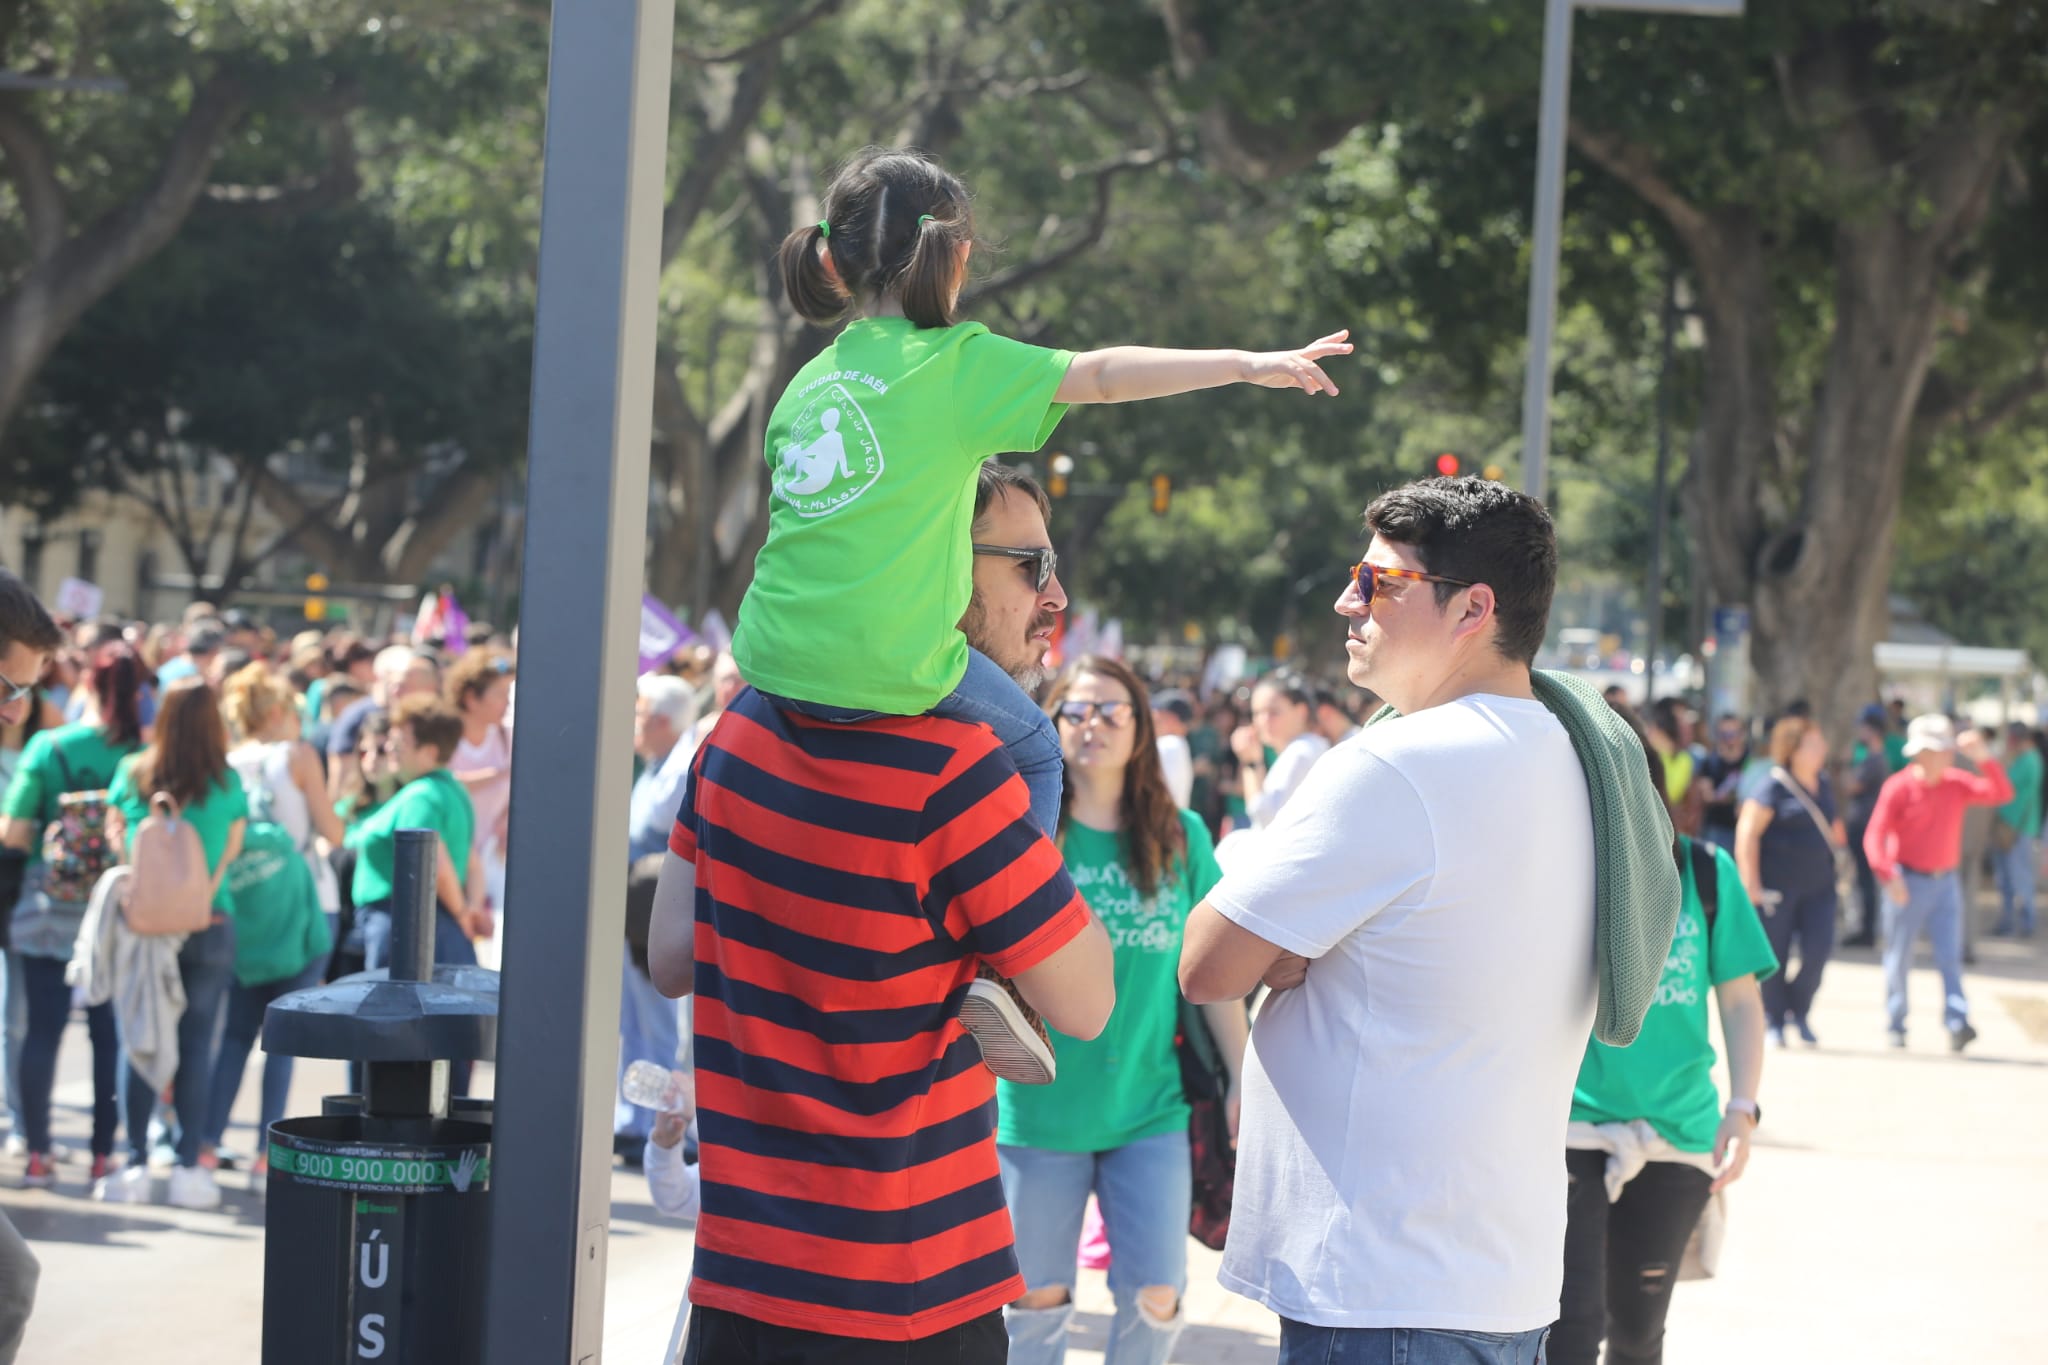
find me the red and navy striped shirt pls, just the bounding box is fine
[669,688,1090,1340]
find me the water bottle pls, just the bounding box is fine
[621,1059,693,1114]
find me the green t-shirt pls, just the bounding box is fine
[346,768,474,908]
[1,724,144,864]
[733,317,1074,714]
[108,759,251,914]
[997,809,1221,1152]
[1570,839,1778,1152]
[1998,747,2043,838]
[1884,732,1907,773]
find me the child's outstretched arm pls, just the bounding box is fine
[1054,330,1352,405]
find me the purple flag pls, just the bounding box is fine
[639,595,696,674]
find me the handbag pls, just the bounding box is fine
[1771,766,1860,921]
[123,792,218,936]
[1175,995,1236,1251]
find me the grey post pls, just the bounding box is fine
[1519,0,1744,507]
[389,828,438,985]
[480,1,675,1362]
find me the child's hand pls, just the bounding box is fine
[1242,330,1353,396]
[652,1107,690,1151]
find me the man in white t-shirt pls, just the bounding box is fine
[1181,477,1593,1365]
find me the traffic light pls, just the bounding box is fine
[304,571,329,622]
[1151,472,1171,516]
[1482,463,1506,482]
[1434,453,1462,478]
[1048,452,1073,498]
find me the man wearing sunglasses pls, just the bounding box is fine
[1180,477,1599,1365]
[0,567,58,1364]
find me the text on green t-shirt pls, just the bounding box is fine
[998,809,1222,1153]
[1570,839,1778,1152]
[733,317,1073,715]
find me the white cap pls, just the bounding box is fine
[1903,714,1956,757]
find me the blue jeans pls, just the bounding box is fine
[1994,833,2037,935]
[358,904,479,1096]
[1279,1322,1550,1365]
[2,950,26,1135]
[17,953,117,1156]
[615,956,681,1141]
[764,648,1063,837]
[1883,870,1969,1033]
[998,1129,1191,1365]
[1758,883,1836,1027]
[201,956,328,1152]
[120,918,237,1168]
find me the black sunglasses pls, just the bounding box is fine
[1055,700,1134,729]
[973,543,1058,593]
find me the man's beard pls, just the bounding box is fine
[961,592,1058,690]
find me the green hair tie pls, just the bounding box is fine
[817,220,830,238]
[918,214,934,226]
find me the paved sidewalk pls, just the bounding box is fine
[5,934,2046,1363]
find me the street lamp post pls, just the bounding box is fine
[1518,0,1743,506]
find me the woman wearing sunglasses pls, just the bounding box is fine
[997,656,1250,1365]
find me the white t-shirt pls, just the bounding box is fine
[1157,734,1194,808]
[1209,694,1596,1332]
[1249,732,1330,829]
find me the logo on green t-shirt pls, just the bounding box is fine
[773,379,885,517]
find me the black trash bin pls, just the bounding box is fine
[260,829,499,1364]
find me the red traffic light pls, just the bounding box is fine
[1434,453,1462,478]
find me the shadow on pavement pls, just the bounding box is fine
[1066,1308,1278,1362]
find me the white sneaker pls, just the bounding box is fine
[960,974,1057,1085]
[166,1164,223,1211]
[94,1165,155,1204]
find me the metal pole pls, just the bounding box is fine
[481,0,674,1360]
[1643,267,1677,709]
[390,828,438,984]
[1519,0,1575,507]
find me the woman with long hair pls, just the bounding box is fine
[997,656,1249,1365]
[0,644,148,1189]
[445,647,513,965]
[93,677,248,1211]
[199,663,344,1174]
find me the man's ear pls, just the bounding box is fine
[1450,584,1495,646]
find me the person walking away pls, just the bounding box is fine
[344,696,488,1092]
[1553,714,1775,1365]
[618,674,697,1161]
[94,677,249,1210]
[0,570,60,1362]
[999,657,1249,1365]
[643,682,1114,1364]
[1735,715,1844,1047]
[1863,717,2012,1051]
[1181,477,1677,1364]
[1149,688,1196,808]
[1991,722,2041,938]
[201,662,345,1174]
[446,648,514,966]
[1841,706,1893,948]
[0,643,146,1190]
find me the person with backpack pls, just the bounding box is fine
[93,676,249,1211]
[1551,711,1775,1365]
[0,642,147,1190]
[196,662,342,1175]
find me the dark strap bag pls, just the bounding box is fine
[1176,993,1236,1252]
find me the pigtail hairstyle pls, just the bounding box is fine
[776,146,977,330]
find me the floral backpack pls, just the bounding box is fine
[40,746,129,905]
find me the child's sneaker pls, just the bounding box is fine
[961,970,1056,1084]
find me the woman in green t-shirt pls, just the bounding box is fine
[1553,715,1777,1365]
[95,676,249,1212]
[996,657,1249,1365]
[0,643,147,1189]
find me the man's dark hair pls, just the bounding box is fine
[185,621,227,658]
[0,568,62,656]
[973,461,1052,528]
[1363,476,1557,666]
